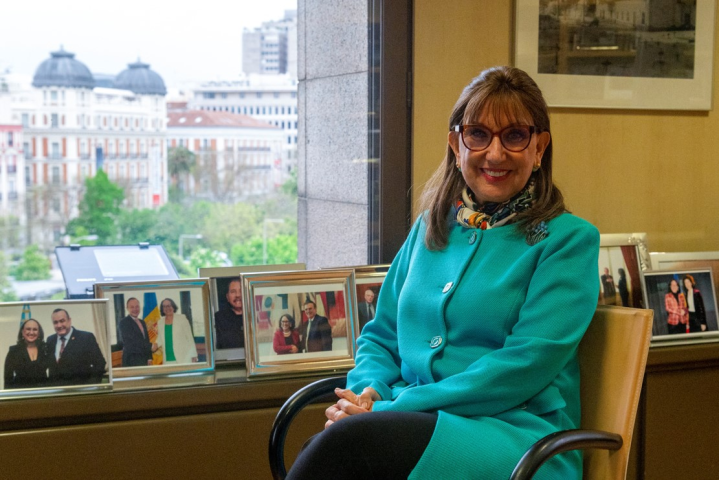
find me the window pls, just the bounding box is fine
[51,114,59,128]
[21,114,28,127]
[23,142,30,160]
[7,132,13,147]
[50,90,58,102]
[203,92,215,99]
[52,198,61,212]
[51,166,60,185]
[51,143,60,159]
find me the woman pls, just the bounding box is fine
[157,298,198,364]
[273,314,301,354]
[683,274,707,333]
[4,319,52,389]
[617,267,630,306]
[287,66,599,479]
[665,279,689,335]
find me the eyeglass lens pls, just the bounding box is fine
[461,125,533,152]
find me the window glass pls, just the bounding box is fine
[0,0,400,301]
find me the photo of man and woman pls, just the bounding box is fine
[252,288,351,364]
[95,281,212,376]
[0,301,110,394]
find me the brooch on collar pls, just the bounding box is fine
[527,221,549,246]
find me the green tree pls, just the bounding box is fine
[168,146,196,196]
[12,245,51,281]
[0,251,17,301]
[188,247,227,273]
[66,170,124,244]
[118,208,159,244]
[281,167,297,197]
[229,233,298,266]
[201,202,262,254]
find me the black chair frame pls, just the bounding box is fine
[269,376,622,480]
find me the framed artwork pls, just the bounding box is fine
[353,265,390,333]
[598,233,647,308]
[242,269,357,378]
[650,251,719,307]
[199,263,305,363]
[0,299,111,399]
[643,269,719,346]
[94,279,213,378]
[515,0,716,110]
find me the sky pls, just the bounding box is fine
[0,0,297,87]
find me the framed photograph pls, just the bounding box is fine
[242,269,357,378]
[598,233,648,308]
[94,279,213,378]
[650,251,719,306]
[353,265,390,333]
[0,299,111,399]
[515,0,716,110]
[199,263,305,363]
[643,269,719,346]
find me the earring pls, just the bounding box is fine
[532,163,540,172]
[456,163,462,172]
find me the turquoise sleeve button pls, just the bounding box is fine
[430,336,443,348]
[442,282,453,293]
[469,231,477,244]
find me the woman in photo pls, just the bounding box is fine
[683,274,707,333]
[273,314,301,355]
[4,319,52,389]
[665,279,689,335]
[157,298,198,364]
[286,66,600,479]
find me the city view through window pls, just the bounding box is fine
[0,0,299,300]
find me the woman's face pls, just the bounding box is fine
[280,317,291,331]
[449,107,550,205]
[22,320,40,344]
[670,280,679,293]
[684,278,693,290]
[161,301,173,315]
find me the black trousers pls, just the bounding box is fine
[286,411,438,480]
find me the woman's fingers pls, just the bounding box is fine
[358,387,380,410]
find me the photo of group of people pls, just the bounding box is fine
[598,245,645,308]
[0,301,109,392]
[644,270,719,339]
[95,280,211,377]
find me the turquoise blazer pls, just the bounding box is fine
[346,213,599,479]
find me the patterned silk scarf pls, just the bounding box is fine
[455,180,535,230]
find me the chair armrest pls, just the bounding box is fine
[269,376,347,480]
[509,429,623,480]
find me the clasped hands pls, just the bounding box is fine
[325,387,379,429]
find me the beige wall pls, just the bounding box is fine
[413,1,719,253]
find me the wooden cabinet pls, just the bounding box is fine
[0,370,333,480]
[628,343,719,480]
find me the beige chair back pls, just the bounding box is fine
[580,305,653,479]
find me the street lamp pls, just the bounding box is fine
[263,218,285,265]
[179,234,203,260]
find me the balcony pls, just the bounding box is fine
[8,192,18,200]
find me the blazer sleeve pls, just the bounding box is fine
[696,290,707,324]
[346,218,423,401]
[368,220,600,418]
[85,332,107,375]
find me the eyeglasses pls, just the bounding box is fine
[452,124,537,152]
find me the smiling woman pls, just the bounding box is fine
[286,66,600,479]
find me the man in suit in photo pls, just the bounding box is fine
[118,297,154,367]
[299,300,332,353]
[357,288,377,330]
[47,308,107,385]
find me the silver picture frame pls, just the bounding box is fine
[0,299,112,400]
[242,268,357,378]
[94,279,213,379]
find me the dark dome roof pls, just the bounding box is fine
[113,60,167,95]
[32,48,95,89]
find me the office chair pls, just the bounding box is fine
[269,305,653,480]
